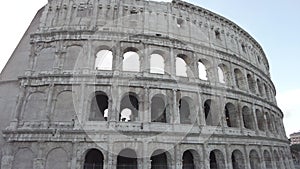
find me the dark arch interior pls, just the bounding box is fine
[231,150,245,169]
[179,98,192,124]
[151,96,167,123]
[84,149,104,169]
[89,92,108,121]
[209,151,217,169]
[151,151,168,169]
[183,150,195,169]
[117,149,137,169]
[204,100,212,125]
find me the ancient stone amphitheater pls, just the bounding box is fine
[0,0,295,169]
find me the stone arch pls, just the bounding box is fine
[264,83,270,100]
[224,103,239,128]
[176,54,190,77]
[242,106,255,130]
[45,148,68,169]
[53,91,75,122]
[204,99,213,126]
[89,91,109,121]
[179,96,195,124]
[257,79,265,97]
[256,109,266,131]
[231,149,245,169]
[35,47,55,71]
[234,68,246,90]
[151,94,169,123]
[12,148,34,169]
[209,149,225,169]
[249,150,261,169]
[122,48,140,72]
[23,92,46,121]
[198,59,208,80]
[83,149,104,169]
[120,92,139,122]
[265,112,274,132]
[274,150,281,169]
[182,149,200,169]
[64,45,83,70]
[117,148,138,169]
[218,64,230,84]
[150,53,165,74]
[247,74,256,93]
[263,150,272,169]
[95,49,113,70]
[150,149,172,169]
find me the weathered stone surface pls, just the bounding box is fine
[0,0,294,168]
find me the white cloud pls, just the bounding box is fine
[277,89,300,137]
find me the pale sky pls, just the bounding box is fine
[0,0,299,136]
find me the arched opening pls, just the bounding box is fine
[209,150,225,169]
[12,148,34,169]
[89,91,109,121]
[150,53,165,74]
[231,150,245,169]
[117,149,137,169]
[264,83,270,100]
[23,92,46,121]
[182,150,195,169]
[198,61,208,80]
[265,112,273,132]
[176,55,188,77]
[83,149,104,169]
[242,106,254,130]
[123,50,140,72]
[151,94,169,123]
[257,79,264,97]
[95,50,113,70]
[234,69,246,90]
[263,150,272,169]
[256,109,266,131]
[151,150,170,169]
[274,150,282,169]
[179,97,193,124]
[120,93,139,122]
[204,99,214,126]
[46,148,68,169]
[217,66,225,83]
[247,74,256,93]
[54,91,75,122]
[249,150,261,169]
[224,103,239,128]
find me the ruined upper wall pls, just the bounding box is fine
[37,0,270,75]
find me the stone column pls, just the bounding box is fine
[175,145,182,169]
[143,87,150,123]
[169,47,176,78]
[203,144,209,169]
[70,143,77,169]
[34,144,46,169]
[197,91,205,126]
[237,100,244,132]
[109,84,119,123]
[142,44,150,76]
[112,41,121,72]
[44,84,55,127]
[10,86,27,128]
[225,144,232,169]
[172,89,180,124]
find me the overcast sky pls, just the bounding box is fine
[0,0,299,136]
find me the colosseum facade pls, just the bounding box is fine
[0,0,295,169]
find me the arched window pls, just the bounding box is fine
[84,149,104,169]
[263,150,272,169]
[176,55,188,77]
[65,46,82,70]
[224,103,239,128]
[45,148,68,169]
[209,150,225,169]
[265,112,273,132]
[257,79,264,97]
[234,69,246,90]
[123,51,140,72]
[117,149,137,169]
[151,94,169,123]
[256,109,266,131]
[179,97,194,124]
[35,47,55,71]
[95,50,113,70]
[218,66,225,83]
[23,92,46,121]
[198,61,208,80]
[89,91,109,121]
[242,106,255,130]
[120,93,139,122]
[247,74,256,93]
[264,83,270,100]
[249,150,261,169]
[150,53,165,74]
[12,148,34,169]
[182,150,195,169]
[151,150,171,169]
[231,150,245,169]
[204,99,213,126]
[53,91,75,122]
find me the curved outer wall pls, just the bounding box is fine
[0,0,294,169]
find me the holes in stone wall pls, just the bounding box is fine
[151,94,168,123]
[232,150,245,169]
[234,69,246,90]
[84,149,104,169]
[225,103,239,128]
[122,50,140,72]
[150,53,165,74]
[176,55,188,77]
[95,50,113,70]
[242,106,255,130]
[117,149,138,169]
[198,61,208,80]
[89,91,109,121]
[120,93,139,122]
